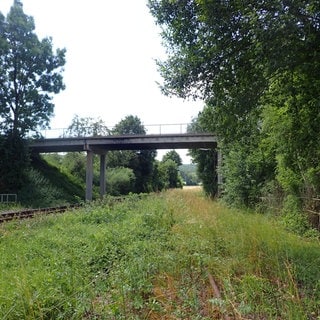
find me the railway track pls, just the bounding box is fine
[0,194,148,224]
[0,204,80,224]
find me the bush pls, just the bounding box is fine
[281,195,311,236]
[106,167,136,196]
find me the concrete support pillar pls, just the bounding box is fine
[217,149,222,196]
[86,150,94,201]
[99,153,106,199]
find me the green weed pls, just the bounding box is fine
[0,189,319,319]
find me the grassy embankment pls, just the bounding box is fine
[0,189,319,319]
[20,155,85,206]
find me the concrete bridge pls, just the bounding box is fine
[30,132,218,200]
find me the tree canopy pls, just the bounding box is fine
[112,115,146,135]
[64,115,109,137]
[149,0,320,231]
[0,1,66,193]
[107,115,156,193]
[162,150,182,167]
[148,0,319,100]
[0,1,66,137]
[148,0,320,139]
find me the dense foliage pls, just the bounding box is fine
[0,1,65,137]
[0,1,65,193]
[64,115,109,137]
[107,115,157,193]
[162,149,182,166]
[148,0,320,231]
[159,150,183,189]
[188,117,219,197]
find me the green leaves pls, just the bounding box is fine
[0,2,65,193]
[0,2,66,137]
[162,150,182,166]
[64,115,109,137]
[112,115,146,135]
[149,0,320,220]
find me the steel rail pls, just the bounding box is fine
[0,195,146,224]
[0,204,80,223]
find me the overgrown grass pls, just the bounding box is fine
[0,189,319,319]
[18,154,84,207]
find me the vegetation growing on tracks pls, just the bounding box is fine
[0,189,319,319]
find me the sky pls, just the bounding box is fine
[0,0,204,162]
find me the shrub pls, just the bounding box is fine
[106,167,136,196]
[281,195,311,236]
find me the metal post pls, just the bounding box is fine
[100,153,106,199]
[86,150,94,201]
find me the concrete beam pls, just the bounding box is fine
[29,133,217,153]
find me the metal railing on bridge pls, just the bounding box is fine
[32,123,192,139]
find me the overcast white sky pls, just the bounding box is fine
[1,0,204,162]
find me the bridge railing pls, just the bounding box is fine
[145,123,189,135]
[31,123,191,139]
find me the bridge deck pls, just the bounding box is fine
[29,133,217,153]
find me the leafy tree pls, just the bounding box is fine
[155,150,183,190]
[187,116,219,197]
[190,148,218,197]
[148,0,320,138]
[148,0,319,102]
[158,158,183,190]
[107,115,157,193]
[106,167,136,196]
[64,115,109,137]
[149,0,320,219]
[112,115,146,135]
[131,148,157,193]
[0,0,66,137]
[0,1,65,192]
[150,160,162,191]
[162,150,182,166]
[148,0,320,149]
[262,70,320,197]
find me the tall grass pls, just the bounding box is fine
[0,190,319,319]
